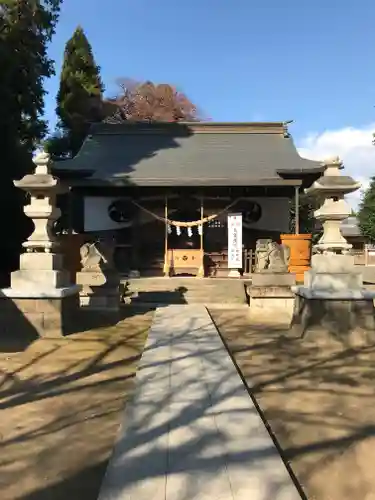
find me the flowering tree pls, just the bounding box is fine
[103,79,202,123]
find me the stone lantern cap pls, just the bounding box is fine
[14,151,65,194]
[305,156,361,197]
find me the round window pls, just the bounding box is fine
[242,201,262,224]
[108,200,134,224]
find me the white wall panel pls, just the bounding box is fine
[245,197,290,232]
[84,197,132,232]
[83,196,290,233]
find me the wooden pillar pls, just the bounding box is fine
[67,187,73,236]
[198,196,205,278]
[131,205,140,275]
[163,196,170,277]
[295,185,300,235]
[63,188,81,283]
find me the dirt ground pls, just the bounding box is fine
[210,309,375,500]
[0,307,153,500]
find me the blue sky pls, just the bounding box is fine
[45,0,375,137]
[45,0,375,201]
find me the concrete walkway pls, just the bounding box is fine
[98,305,301,500]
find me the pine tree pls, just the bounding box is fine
[0,0,61,279]
[47,26,104,158]
[1,0,61,152]
[358,177,375,243]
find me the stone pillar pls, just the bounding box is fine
[0,152,80,337]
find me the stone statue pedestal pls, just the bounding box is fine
[76,269,120,311]
[249,271,296,326]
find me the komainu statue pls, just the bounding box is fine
[80,238,115,272]
[263,241,290,273]
[255,239,273,271]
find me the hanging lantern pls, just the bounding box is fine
[176,226,181,236]
[198,224,203,235]
[187,227,193,238]
[167,224,172,234]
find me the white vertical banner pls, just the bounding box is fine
[227,213,243,269]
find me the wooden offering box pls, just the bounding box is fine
[166,249,203,276]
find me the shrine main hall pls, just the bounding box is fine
[54,121,324,278]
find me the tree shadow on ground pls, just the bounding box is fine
[1,308,300,500]
[127,286,188,306]
[290,295,375,346]
[67,287,188,335]
[6,304,375,500]
[15,460,108,500]
[92,310,303,500]
[0,295,39,353]
[0,309,153,500]
[211,309,375,500]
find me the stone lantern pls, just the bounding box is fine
[0,152,80,337]
[303,157,362,292]
[12,151,68,287]
[308,156,360,254]
[292,157,375,337]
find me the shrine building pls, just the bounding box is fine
[53,121,324,278]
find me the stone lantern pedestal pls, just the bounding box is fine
[292,157,375,338]
[0,152,80,337]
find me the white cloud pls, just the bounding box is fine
[296,124,375,208]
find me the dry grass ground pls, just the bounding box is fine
[210,309,375,500]
[0,307,153,500]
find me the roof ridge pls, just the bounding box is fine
[89,121,290,136]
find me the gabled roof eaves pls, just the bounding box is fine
[54,122,323,186]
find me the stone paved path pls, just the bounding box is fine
[98,305,301,500]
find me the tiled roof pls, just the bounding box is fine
[54,122,324,186]
[341,216,362,238]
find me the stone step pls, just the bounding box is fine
[124,279,250,288]
[130,295,246,305]
[130,291,246,301]
[127,288,246,295]
[124,278,249,305]
[124,285,246,291]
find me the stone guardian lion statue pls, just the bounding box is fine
[264,241,290,273]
